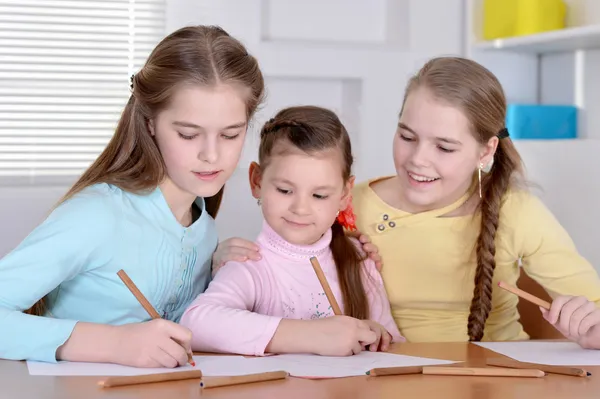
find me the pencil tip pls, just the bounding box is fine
[587,372,592,376]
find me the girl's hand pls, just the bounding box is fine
[541,295,600,349]
[114,319,194,368]
[309,316,378,356]
[348,231,383,271]
[212,237,261,276]
[362,320,404,352]
[267,316,377,357]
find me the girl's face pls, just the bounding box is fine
[250,144,353,246]
[393,87,496,213]
[151,84,248,204]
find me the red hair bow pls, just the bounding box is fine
[337,195,357,231]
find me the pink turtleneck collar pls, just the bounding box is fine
[256,221,332,261]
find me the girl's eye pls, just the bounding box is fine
[400,134,415,142]
[178,132,195,140]
[222,133,240,140]
[438,147,455,153]
[313,194,328,200]
[276,187,291,195]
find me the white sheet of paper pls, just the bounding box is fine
[27,356,256,377]
[244,351,457,378]
[27,352,456,378]
[474,341,600,366]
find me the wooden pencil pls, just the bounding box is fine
[117,269,161,318]
[199,371,289,389]
[487,358,591,377]
[422,366,545,378]
[117,269,195,367]
[366,366,423,376]
[497,281,551,310]
[98,370,203,388]
[309,256,342,315]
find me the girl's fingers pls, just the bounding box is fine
[370,331,381,352]
[358,233,370,243]
[568,301,595,338]
[380,330,392,351]
[540,307,549,320]
[227,246,260,260]
[558,296,589,336]
[547,295,573,325]
[578,305,600,337]
[222,237,260,251]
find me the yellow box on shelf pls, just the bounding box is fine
[483,0,567,40]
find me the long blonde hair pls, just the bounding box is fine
[25,25,265,316]
[401,57,524,341]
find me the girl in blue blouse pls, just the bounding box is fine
[0,25,381,368]
[0,25,265,367]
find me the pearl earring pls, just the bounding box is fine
[482,158,493,173]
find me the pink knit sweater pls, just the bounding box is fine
[181,221,402,356]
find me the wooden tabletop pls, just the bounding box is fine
[2,342,597,399]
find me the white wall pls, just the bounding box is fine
[514,140,600,268]
[0,186,67,256]
[2,0,600,273]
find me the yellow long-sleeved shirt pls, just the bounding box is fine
[353,176,600,342]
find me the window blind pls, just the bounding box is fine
[0,0,166,179]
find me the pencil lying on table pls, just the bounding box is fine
[200,371,289,389]
[367,366,423,376]
[117,269,195,367]
[367,366,545,378]
[98,370,203,388]
[497,281,551,310]
[487,358,591,377]
[423,366,544,378]
[309,256,342,315]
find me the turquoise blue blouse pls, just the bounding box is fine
[0,183,217,362]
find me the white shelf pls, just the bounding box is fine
[473,24,600,54]
[513,138,598,145]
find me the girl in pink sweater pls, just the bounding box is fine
[181,106,403,357]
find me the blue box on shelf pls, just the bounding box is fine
[506,104,577,140]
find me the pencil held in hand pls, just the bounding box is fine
[117,269,161,318]
[497,281,551,310]
[309,256,342,315]
[117,269,195,367]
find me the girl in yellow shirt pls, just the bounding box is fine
[352,56,600,348]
